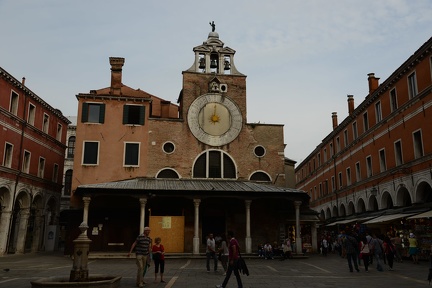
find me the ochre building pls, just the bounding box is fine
[295,37,432,247]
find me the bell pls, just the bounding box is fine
[210,59,217,69]
[224,60,230,70]
[199,58,205,69]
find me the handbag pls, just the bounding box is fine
[237,252,249,276]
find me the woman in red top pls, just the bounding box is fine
[152,237,165,283]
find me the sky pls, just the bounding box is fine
[1,1,431,165]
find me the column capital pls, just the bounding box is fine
[82,196,91,203]
[245,199,252,208]
[139,198,148,205]
[193,199,201,207]
[294,200,302,208]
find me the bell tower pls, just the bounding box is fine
[185,22,243,75]
[181,22,247,144]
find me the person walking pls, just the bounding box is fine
[152,237,165,283]
[206,233,218,272]
[371,234,384,272]
[408,233,419,264]
[218,234,229,275]
[128,226,152,288]
[359,236,370,272]
[342,231,360,273]
[216,231,243,288]
[383,236,396,271]
[321,237,328,257]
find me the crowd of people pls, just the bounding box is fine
[318,228,421,273]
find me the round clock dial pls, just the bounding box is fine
[188,93,242,146]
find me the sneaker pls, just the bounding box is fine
[222,272,226,276]
[215,285,223,288]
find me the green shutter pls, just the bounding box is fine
[81,103,89,122]
[139,106,145,125]
[99,104,105,123]
[123,105,129,124]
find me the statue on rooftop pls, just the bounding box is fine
[209,21,215,32]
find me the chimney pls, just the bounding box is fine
[367,73,380,95]
[347,95,354,115]
[22,77,26,86]
[332,112,338,129]
[109,57,125,95]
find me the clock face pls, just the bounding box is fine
[188,93,242,146]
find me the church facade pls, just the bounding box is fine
[69,27,314,254]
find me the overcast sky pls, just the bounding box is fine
[1,1,431,164]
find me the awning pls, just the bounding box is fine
[362,213,417,224]
[407,210,432,219]
[326,216,378,227]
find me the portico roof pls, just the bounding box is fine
[75,177,310,201]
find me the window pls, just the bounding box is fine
[317,153,321,166]
[379,149,387,172]
[413,130,424,158]
[56,124,63,141]
[67,136,76,158]
[3,143,13,168]
[323,148,327,162]
[124,142,140,166]
[390,88,398,112]
[331,176,335,192]
[28,103,36,125]
[343,130,348,147]
[81,103,105,123]
[250,171,271,182]
[22,150,31,173]
[319,183,322,197]
[193,150,236,179]
[64,170,73,196]
[408,72,418,99]
[366,156,372,177]
[355,162,361,182]
[329,143,333,157]
[53,164,59,182]
[9,91,19,115]
[363,112,369,132]
[338,172,343,189]
[163,142,175,154]
[336,137,340,153]
[375,101,382,123]
[254,146,266,157]
[83,141,99,165]
[346,167,351,186]
[123,105,145,125]
[394,140,403,166]
[38,157,45,178]
[43,113,49,133]
[157,169,180,179]
[352,122,358,140]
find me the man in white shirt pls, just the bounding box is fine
[206,233,218,272]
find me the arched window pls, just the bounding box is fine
[64,169,73,196]
[67,136,76,158]
[157,169,179,179]
[193,150,236,179]
[250,171,271,182]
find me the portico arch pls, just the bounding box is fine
[395,186,412,207]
